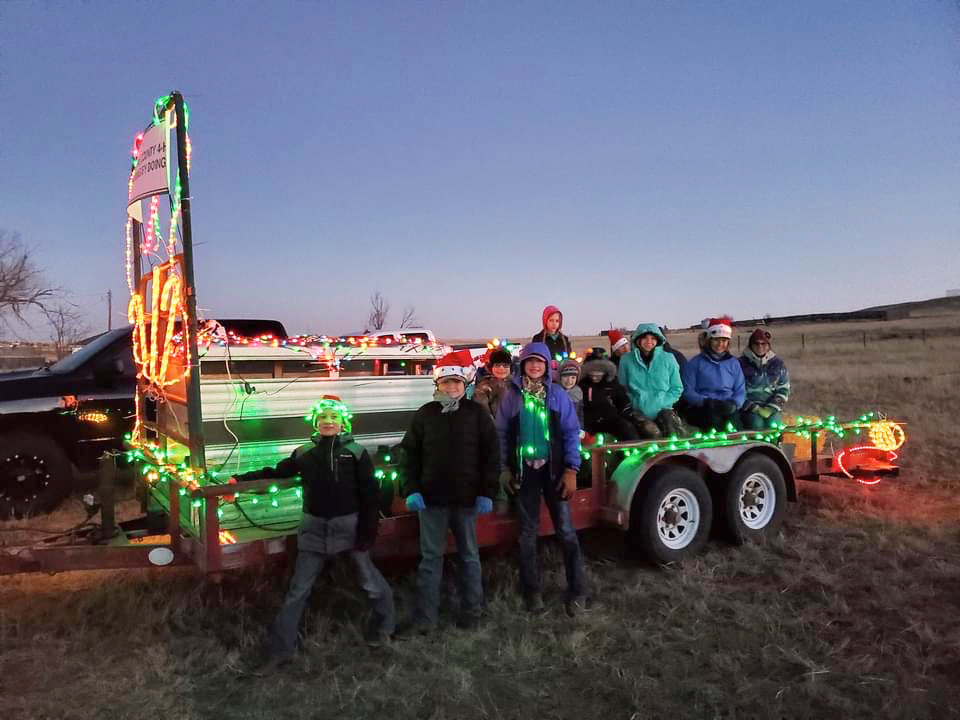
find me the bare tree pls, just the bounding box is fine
[367,291,390,331]
[399,305,418,328]
[0,231,56,326]
[45,303,88,359]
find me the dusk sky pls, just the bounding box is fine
[2,2,958,339]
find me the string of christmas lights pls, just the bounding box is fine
[127,413,904,533]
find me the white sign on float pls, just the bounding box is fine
[128,119,170,211]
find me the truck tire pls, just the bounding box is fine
[630,466,713,564]
[0,432,73,518]
[720,454,786,544]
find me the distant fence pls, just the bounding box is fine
[730,325,960,354]
[0,355,46,371]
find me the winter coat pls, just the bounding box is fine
[739,349,790,410]
[401,397,500,507]
[557,359,584,427]
[472,375,509,419]
[617,323,683,419]
[579,357,633,429]
[682,350,747,409]
[662,341,688,372]
[531,304,572,363]
[235,433,379,545]
[495,342,581,479]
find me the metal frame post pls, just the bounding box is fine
[171,91,206,470]
[98,454,117,539]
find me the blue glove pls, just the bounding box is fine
[474,496,493,515]
[405,492,426,512]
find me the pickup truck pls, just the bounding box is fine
[0,320,287,517]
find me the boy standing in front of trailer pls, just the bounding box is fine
[400,352,500,633]
[496,342,590,616]
[237,396,394,672]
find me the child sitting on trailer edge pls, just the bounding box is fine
[237,396,395,672]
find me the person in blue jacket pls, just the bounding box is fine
[495,342,590,616]
[681,316,746,431]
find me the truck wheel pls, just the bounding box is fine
[0,432,73,518]
[631,466,713,564]
[721,454,786,544]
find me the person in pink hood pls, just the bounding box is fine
[531,305,573,370]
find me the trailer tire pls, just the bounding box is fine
[0,432,73,519]
[630,466,712,564]
[721,454,786,544]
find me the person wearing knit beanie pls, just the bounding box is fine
[739,328,790,430]
[473,346,514,419]
[557,359,584,429]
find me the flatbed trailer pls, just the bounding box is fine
[0,415,904,576]
[0,91,907,575]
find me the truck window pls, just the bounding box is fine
[338,358,375,377]
[400,332,430,343]
[48,328,131,374]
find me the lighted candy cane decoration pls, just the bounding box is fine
[128,262,191,388]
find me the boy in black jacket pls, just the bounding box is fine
[236,395,394,666]
[401,353,500,632]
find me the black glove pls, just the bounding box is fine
[718,400,738,416]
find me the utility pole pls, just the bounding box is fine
[107,289,112,330]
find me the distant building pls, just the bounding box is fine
[947,289,960,298]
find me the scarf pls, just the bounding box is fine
[706,348,731,362]
[744,347,776,367]
[519,380,551,462]
[433,389,463,414]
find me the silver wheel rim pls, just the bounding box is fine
[738,472,776,530]
[656,488,700,549]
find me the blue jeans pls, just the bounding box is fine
[514,463,589,600]
[414,505,482,626]
[267,549,395,658]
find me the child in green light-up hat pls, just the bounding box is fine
[306,394,353,435]
[236,394,395,670]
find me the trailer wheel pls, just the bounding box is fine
[0,432,73,518]
[631,466,712,564]
[721,454,786,544]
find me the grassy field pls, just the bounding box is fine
[2,317,960,719]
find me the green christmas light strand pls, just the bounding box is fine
[128,411,887,524]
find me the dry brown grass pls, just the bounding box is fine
[2,318,960,719]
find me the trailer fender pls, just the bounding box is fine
[607,442,796,530]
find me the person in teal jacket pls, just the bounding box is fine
[617,323,684,437]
